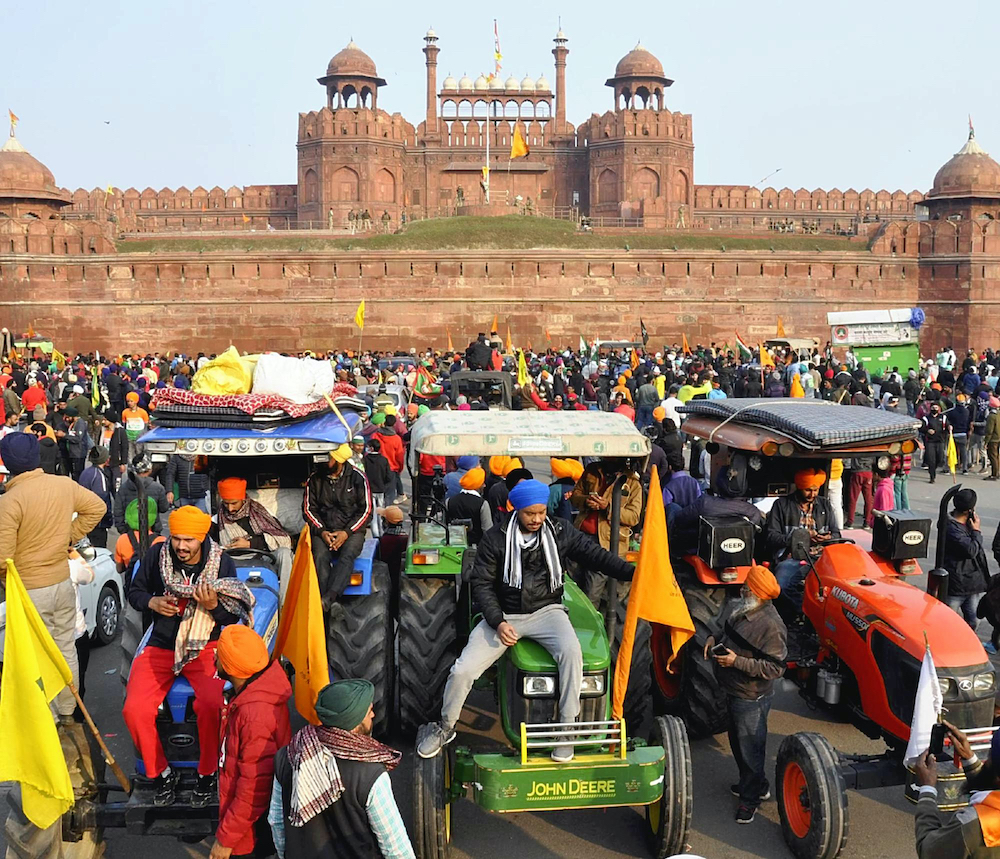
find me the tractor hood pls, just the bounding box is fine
[811,543,987,669]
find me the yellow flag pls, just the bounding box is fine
[0,561,74,828]
[354,299,365,331]
[947,430,958,475]
[25,324,35,339]
[630,348,640,371]
[759,344,775,368]
[517,350,530,387]
[51,348,66,371]
[273,528,329,724]
[776,316,786,338]
[510,124,529,159]
[613,468,694,721]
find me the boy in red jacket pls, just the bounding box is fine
[212,625,292,859]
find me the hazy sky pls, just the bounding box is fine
[4,0,995,194]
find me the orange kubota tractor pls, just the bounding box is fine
[651,399,996,859]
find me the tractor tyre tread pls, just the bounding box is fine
[646,715,693,858]
[413,724,452,859]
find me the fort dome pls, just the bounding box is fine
[0,135,72,204]
[930,131,1000,200]
[326,41,378,78]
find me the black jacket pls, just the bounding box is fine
[38,436,61,475]
[304,464,372,536]
[472,514,634,629]
[164,454,211,500]
[943,518,989,596]
[128,538,240,650]
[114,475,169,534]
[106,425,129,469]
[361,452,392,495]
[765,494,840,564]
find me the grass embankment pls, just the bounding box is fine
[117,216,861,254]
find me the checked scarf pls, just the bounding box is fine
[219,497,290,551]
[159,539,254,674]
[287,724,401,827]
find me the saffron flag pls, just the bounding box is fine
[545,328,552,343]
[630,348,640,371]
[734,330,753,362]
[613,468,694,721]
[7,109,18,130]
[681,333,691,355]
[354,299,365,331]
[517,350,530,387]
[789,374,805,398]
[510,124,529,159]
[242,213,250,224]
[491,314,498,335]
[904,643,943,766]
[447,328,454,352]
[505,325,512,355]
[776,316,786,338]
[273,529,329,724]
[947,430,958,475]
[758,343,775,368]
[0,560,74,828]
[25,324,34,339]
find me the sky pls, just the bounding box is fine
[3,0,995,194]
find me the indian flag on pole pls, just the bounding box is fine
[734,330,753,362]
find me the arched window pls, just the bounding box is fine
[303,169,318,204]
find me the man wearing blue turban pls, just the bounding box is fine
[417,478,635,763]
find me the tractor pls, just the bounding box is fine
[397,409,693,858]
[651,398,996,859]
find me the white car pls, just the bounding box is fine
[0,546,124,658]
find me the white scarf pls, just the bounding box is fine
[502,518,563,593]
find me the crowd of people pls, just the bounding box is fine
[4,334,1000,854]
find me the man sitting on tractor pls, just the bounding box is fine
[765,467,841,610]
[417,479,635,763]
[914,721,1000,857]
[123,506,254,807]
[304,443,373,616]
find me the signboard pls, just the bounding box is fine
[831,322,916,346]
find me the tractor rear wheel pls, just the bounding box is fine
[645,715,693,858]
[4,723,105,859]
[652,581,730,738]
[413,724,453,859]
[328,561,393,737]
[776,732,849,859]
[398,576,458,734]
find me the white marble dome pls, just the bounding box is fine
[474,74,489,91]
[520,75,536,92]
[458,73,474,90]
[504,75,520,92]
[442,74,458,91]
[535,74,551,91]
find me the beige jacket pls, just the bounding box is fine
[570,467,642,557]
[0,469,106,590]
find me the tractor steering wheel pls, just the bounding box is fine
[225,547,279,568]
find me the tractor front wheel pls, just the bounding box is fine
[413,724,453,859]
[776,732,849,859]
[645,715,693,858]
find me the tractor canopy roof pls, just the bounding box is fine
[408,410,651,459]
[141,411,363,457]
[679,398,919,456]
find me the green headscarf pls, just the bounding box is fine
[125,497,158,531]
[371,412,386,426]
[417,404,430,416]
[315,679,375,730]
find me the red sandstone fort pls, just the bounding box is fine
[1,31,999,353]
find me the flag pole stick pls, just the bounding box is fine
[68,683,131,792]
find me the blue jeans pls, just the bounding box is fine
[178,495,209,513]
[774,558,806,611]
[635,404,654,429]
[893,473,909,510]
[946,593,982,630]
[728,691,774,807]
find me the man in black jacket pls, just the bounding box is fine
[922,403,948,484]
[417,479,634,763]
[942,488,989,630]
[765,467,840,611]
[122,506,252,808]
[304,444,372,612]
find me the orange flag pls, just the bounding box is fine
[447,328,454,352]
[505,325,512,355]
[758,344,775,368]
[613,466,694,722]
[545,328,552,343]
[491,313,498,335]
[681,333,691,355]
[273,527,329,724]
[776,316,786,338]
[790,374,805,398]
[629,348,640,371]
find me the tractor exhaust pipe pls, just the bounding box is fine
[927,484,961,601]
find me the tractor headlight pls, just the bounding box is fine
[938,678,956,700]
[974,672,996,694]
[522,675,556,697]
[580,674,606,697]
[876,455,891,472]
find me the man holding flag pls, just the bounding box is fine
[704,563,787,824]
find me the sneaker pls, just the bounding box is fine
[731,784,771,801]
[153,769,179,807]
[394,495,408,504]
[735,804,757,824]
[985,641,998,655]
[551,744,575,763]
[417,723,456,759]
[191,773,217,809]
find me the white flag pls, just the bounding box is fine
[904,646,943,766]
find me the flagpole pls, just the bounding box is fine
[68,683,131,792]
[485,99,491,204]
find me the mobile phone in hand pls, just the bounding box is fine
[929,722,947,756]
[711,643,728,657]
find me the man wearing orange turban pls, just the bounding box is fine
[213,625,291,859]
[123,505,254,808]
[765,465,839,613]
[217,477,293,600]
[446,466,493,544]
[549,459,584,522]
[705,562,787,824]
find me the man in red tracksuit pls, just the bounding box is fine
[375,414,406,503]
[211,625,291,859]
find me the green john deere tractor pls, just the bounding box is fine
[396,410,693,858]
